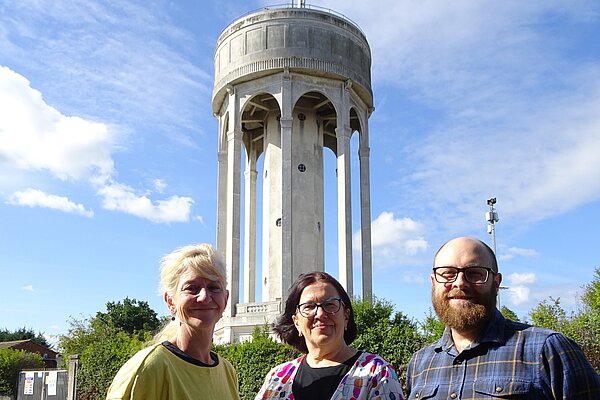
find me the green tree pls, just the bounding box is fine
[567,267,600,371]
[528,297,567,331]
[60,298,159,400]
[352,297,425,390]
[500,305,520,322]
[0,349,44,396]
[420,308,445,345]
[214,326,297,400]
[95,297,160,337]
[581,268,600,311]
[0,327,49,348]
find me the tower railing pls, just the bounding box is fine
[222,3,365,37]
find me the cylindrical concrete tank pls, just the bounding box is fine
[212,6,373,113]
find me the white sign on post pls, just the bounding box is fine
[24,372,34,395]
[48,371,57,396]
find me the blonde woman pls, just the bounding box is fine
[107,244,239,399]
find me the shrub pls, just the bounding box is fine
[214,326,298,400]
[0,349,44,396]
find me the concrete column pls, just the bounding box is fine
[280,69,293,298]
[225,86,241,317]
[359,142,373,302]
[336,126,353,295]
[67,354,79,400]
[243,144,257,303]
[216,147,228,255]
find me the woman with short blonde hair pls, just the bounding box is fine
[107,244,239,400]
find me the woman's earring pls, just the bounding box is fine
[171,316,176,322]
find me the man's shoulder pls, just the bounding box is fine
[503,318,559,340]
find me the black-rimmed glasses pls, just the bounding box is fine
[296,297,343,317]
[433,266,495,284]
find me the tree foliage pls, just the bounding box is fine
[0,349,44,396]
[528,297,567,331]
[419,308,445,345]
[500,305,520,322]
[214,326,297,400]
[59,298,158,400]
[0,327,49,348]
[352,297,425,389]
[527,269,600,372]
[95,297,160,337]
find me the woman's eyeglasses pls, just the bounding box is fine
[296,297,343,317]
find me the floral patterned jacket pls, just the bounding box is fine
[255,351,404,400]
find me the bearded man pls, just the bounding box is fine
[405,236,600,399]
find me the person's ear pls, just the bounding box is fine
[164,292,176,314]
[494,272,503,291]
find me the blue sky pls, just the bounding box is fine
[1,0,599,346]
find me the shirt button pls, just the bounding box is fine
[450,392,457,399]
[414,394,419,399]
[495,386,503,392]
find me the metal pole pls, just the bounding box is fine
[486,198,499,254]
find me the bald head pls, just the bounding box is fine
[434,237,498,273]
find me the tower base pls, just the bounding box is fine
[213,300,282,344]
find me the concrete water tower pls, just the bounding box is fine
[212,3,374,343]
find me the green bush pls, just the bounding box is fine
[214,326,298,400]
[59,299,156,400]
[0,349,44,396]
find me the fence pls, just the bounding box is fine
[16,370,68,400]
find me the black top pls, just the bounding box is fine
[292,351,362,400]
[161,341,219,367]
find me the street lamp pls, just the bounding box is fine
[486,198,499,254]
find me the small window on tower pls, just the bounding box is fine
[298,164,306,172]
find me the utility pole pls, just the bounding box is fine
[486,197,499,254]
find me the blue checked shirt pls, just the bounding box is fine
[406,310,600,399]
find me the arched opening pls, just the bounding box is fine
[240,92,280,303]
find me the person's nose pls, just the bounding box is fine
[452,271,469,289]
[196,287,210,302]
[314,305,328,318]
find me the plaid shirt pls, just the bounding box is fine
[406,310,600,399]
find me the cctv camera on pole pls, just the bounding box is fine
[486,198,499,254]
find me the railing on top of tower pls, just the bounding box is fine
[222,3,366,38]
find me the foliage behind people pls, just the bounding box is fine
[0,348,44,396]
[59,298,158,400]
[214,326,298,400]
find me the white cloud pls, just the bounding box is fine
[1,66,197,224]
[355,211,428,267]
[8,188,94,217]
[97,181,193,223]
[500,246,540,261]
[0,66,115,181]
[502,272,537,306]
[507,272,537,286]
[332,0,600,233]
[21,285,34,292]
[506,286,531,305]
[402,271,428,284]
[153,179,167,193]
[0,1,211,136]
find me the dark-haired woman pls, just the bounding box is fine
[255,271,403,400]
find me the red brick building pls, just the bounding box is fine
[0,339,58,368]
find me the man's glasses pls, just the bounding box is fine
[296,297,343,317]
[433,266,495,284]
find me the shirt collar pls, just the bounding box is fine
[434,309,506,352]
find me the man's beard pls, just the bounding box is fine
[432,287,496,332]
